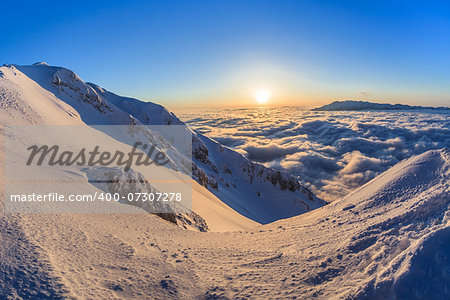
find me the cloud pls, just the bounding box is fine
[244,143,298,163]
[340,151,384,174]
[284,151,342,173]
[181,108,450,202]
[212,136,246,148]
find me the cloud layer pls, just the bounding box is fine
[179,107,450,202]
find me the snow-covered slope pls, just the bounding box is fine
[259,149,450,298]
[1,63,449,299]
[313,100,450,111]
[87,82,325,223]
[0,63,257,232]
[4,63,325,225]
[0,142,448,298]
[0,64,82,125]
[167,149,449,299]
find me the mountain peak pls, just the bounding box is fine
[32,62,50,66]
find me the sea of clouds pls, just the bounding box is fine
[178,107,450,202]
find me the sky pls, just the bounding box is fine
[1,0,450,108]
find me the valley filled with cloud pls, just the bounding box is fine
[179,107,450,201]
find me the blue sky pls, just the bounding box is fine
[1,0,449,107]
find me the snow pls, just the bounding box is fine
[0,65,82,125]
[86,68,327,224]
[0,64,257,232]
[0,63,449,298]
[32,62,50,66]
[1,147,448,298]
[6,64,325,225]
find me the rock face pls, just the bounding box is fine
[4,63,326,225]
[83,166,209,232]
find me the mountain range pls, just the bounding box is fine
[313,100,450,111]
[0,62,325,230]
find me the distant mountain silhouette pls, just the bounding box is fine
[313,100,449,111]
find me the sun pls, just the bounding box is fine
[254,89,270,104]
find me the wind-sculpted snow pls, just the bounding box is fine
[0,147,448,298]
[190,149,449,299]
[179,107,450,201]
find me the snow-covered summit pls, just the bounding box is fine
[32,62,50,66]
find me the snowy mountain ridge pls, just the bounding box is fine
[1,63,325,226]
[86,78,325,222]
[0,62,258,232]
[0,62,449,298]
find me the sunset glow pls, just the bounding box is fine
[254,89,270,104]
